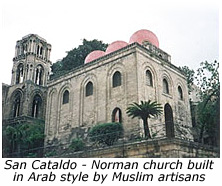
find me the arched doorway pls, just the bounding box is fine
[164,103,175,138]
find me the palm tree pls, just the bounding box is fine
[126,100,162,138]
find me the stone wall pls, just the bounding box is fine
[56,138,219,158]
[45,46,140,144]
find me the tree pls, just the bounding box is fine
[51,39,108,78]
[126,100,162,138]
[195,60,219,146]
[3,121,45,157]
[179,66,195,94]
[89,122,123,146]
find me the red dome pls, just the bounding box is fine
[84,50,105,64]
[105,40,128,54]
[129,29,159,48]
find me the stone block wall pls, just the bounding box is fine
[57,138,219,158]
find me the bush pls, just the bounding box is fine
[89,122,123,146]
[69,138,85,152]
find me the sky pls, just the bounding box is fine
[1,0,219,85]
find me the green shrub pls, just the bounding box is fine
[89,122,123,146]
[44,150,57,157]
[69,138,85,152]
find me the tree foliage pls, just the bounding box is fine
[179,66,195,94]
[69,138,85,152]
[89,122,123,146]
[3,121,45,157]
[51,39,108,79]
[126,100,162,138]
[195,60,220,146]
[195,60,219,99]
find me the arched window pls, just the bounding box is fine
[163,78,169,94]
[178,86,183,100]
[146,70,153,86]
[86,81,93,96]
[112,108,122,123]
[35,65,44,85]
[113,71,121,87]
[32,95,42,118]
[13,92,21,118]
[16,63,24,84]
[62,90,69,104]
[164,103,175,138]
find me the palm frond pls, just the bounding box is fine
[126,100,163,119]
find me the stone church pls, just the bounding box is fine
[2,29,194,150]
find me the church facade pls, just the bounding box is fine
[2,29,193,150]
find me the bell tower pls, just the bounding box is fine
[11,34,51,86]
[2,34,52,123]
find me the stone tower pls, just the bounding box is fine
[11,34,51,86]
[2,34,51,122]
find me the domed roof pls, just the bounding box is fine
[84,50,105,64]
[129,29,159,48]
[105,40,128,54]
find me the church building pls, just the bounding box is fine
[2,29,193,151]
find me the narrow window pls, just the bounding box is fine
[113,71,121,87]
[16,63,24,84]
[86,82,93,96]
[146,70,153,86]
[35,65,44,85]
[163,79,169,94]
[40,47,43,55]
[32,95,42,118]
[112,108,122,123]
[37,45,40,55]
[178,86,183,100]
[62,90,69,104]
[13,93,21,118]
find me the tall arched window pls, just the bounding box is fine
[32,95,42,118]
[146,70,153,86]
[112,108,122,123]
[163,78,169,94]
[86,81,93,96]
[113,71,121,87]
[178,86,183,100]
[16,63,24,84]
[62,90,69,104]
[35,65,44,85]
[13,92,21,118]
